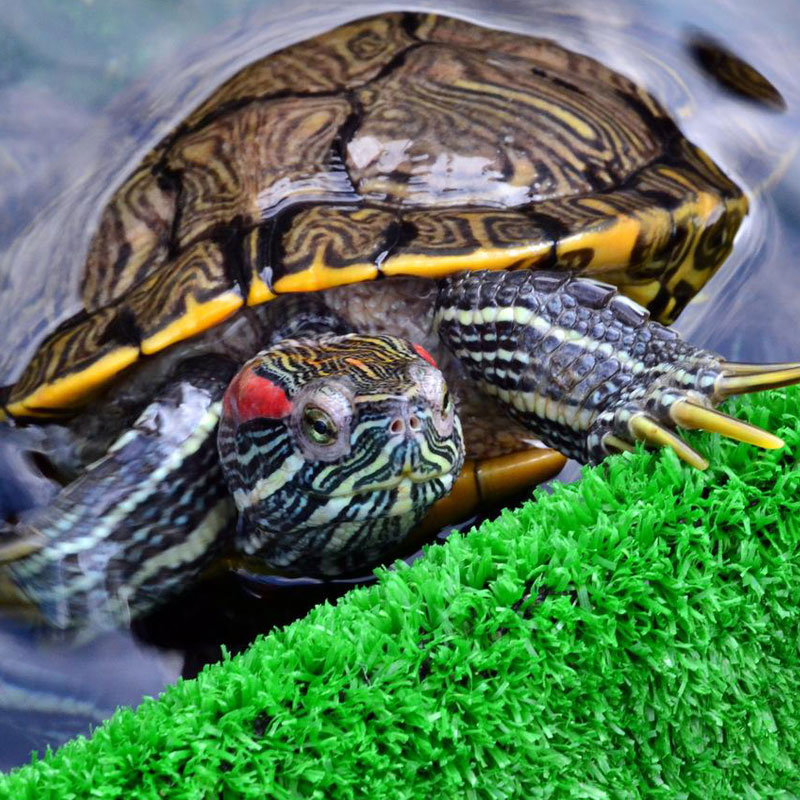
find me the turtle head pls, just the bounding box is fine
[217,334,464,576]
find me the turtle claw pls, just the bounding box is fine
[670,399,784,450]
[600,397,784,470]
[628,414,709,470]
[601,434,635,455]
[593,362,797,467]
[437,270,799,468]
[716,361,800,397]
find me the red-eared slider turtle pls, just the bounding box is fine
[2,13,799,633]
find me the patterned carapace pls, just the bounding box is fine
[3,12,747,419]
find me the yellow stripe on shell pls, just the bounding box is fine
[4,170,745,418]
[381,243,551,279]
[272,251,378,293]
[557,190,721,274]
[556,214,642,272]
[140,291,244,355]
[246,275,277,305]
[453,79,596,141]
[243,226,277,305]
[615,280,663,312]
[5,346,140,417]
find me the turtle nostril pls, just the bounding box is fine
[390,412,424,436]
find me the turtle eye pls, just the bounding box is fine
[303,406,338,445]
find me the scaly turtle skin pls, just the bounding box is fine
[217,333,464,576]
[7,326,466,629]
[5,267,799,632]
[2,14,799,633]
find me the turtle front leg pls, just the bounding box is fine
[436,270,800,468]
[2,356,238,632]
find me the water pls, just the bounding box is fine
[0,0,798,771]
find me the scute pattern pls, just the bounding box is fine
[12,241,243,413]
[276,206,392,278]
[401,209,547,258]
[10,306,138,415]
[82,156,177,310]
[3,11,747,418]
[127,240,243,348]
[184,13,417,128]
[416,14,664,118]
[168,95,355,248]
[349,42,662,207]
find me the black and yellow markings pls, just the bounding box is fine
[267,206,555,292]
[270,207,386,294]
[133,242,245,356]
[262,335,416,391]
[5,345,140,420]
[6,163,742,418]
[415,13,662,123]
[6,241,244,417]
[183,14,418,130]
[3,13,747,418]
[243,226,277,306]
[82,157,178,311]
[167,95,354,252]
[348,40,659,208]
[6,150,744,417]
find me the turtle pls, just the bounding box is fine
[1,12,798,634]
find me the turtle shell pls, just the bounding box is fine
[2,12,746,419]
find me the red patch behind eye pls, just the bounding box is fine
[412,343,437,368]
[222,365,292,424]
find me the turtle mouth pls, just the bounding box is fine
[303,470,457,526]
[308,466,454,500]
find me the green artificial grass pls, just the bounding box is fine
[2,387,800,798]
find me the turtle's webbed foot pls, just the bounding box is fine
[436,269,800,468]
[590,360,800,468]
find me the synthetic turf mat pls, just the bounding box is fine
[2,387,799,798]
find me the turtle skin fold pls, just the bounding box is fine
[2,337,465,631]
[4,357,238,631]
[436,269,798,469]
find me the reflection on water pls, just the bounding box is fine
[0,0,798,770]
[0,619,181,770]
[687,32,786,111]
